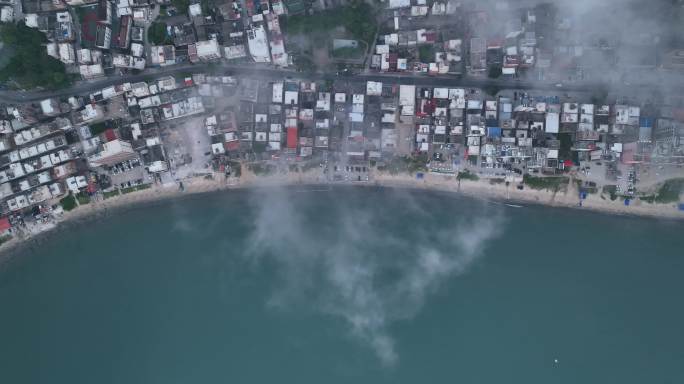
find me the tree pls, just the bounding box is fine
[419,45,434,63]
[483,84,501,97]
[590,84,609,105]
[282,0,377,44]
[172,0,190,15]
[0,22,71,89]
[488,65,502,79]
[293,55,316,73]
[148,22,170,45]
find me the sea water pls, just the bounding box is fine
[0,187,682,383]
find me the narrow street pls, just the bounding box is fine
[2,61,683,104]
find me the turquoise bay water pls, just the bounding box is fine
[0,187,683,383]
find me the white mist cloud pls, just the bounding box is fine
[245,187,503,366]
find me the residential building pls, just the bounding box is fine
[247,25,270,63]
[88,139,137,167]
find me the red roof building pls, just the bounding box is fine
[0,217,11,232]
[104,128,117,142]
[224,141,240,151]
[287,127,298,149]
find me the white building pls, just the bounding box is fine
[194,39,222,61]
[0,6,14,22]
[88,139,137,167]
[189,3,202,16]
[130,42,144,57]
[399,85,415,107]
[545,112,560,133]
[388,0,411,9]
[272,82,283,103]
[112,54,145,69]
[160,97,205,120]
[366,81,382,96]
[77,48,93,64]
[149,45,176,66]
[284,90,298,105]
[58,43,76,64]
[224,44,247,60]
[79,64,104,79]
[247,25,271,63]
[266,14,287,67]
[39,99,60,116]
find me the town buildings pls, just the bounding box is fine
[1,0,683,227]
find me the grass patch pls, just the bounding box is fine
[121,184,151,194]
[60,194,77,211]
[247,162,277,176]
[76,192,91,205]
[148,22,172,45]
[282,0,377,44]
[639,194,657,204]
[653,178,684,203]
[332,46,365,59]
[103,189,121,199]
[89,121,109,136]
[457,170,480,181]
[523,174,569,191]
[419,45,435,62]
[377,154,428,175]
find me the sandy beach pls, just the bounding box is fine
[372,172,684,220]
[1,167,681,256]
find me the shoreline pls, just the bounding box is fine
[1,170,682,258]
[371,172,684,220]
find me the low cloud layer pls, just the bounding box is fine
[245,188,503,366]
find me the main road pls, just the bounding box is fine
[0,62,678,104]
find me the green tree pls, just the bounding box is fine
[0,22,71,89]
[419,45,434,62]
[482,84,501,97]
[172,0,190,15]
[293,55,316,73]
[148,22,170,45]
[282,0,377,44]
[488,65,502,79]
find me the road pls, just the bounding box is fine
[0,62,681,104]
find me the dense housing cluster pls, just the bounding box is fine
[0,0,683,239]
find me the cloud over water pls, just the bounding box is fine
[245,187,503,366]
